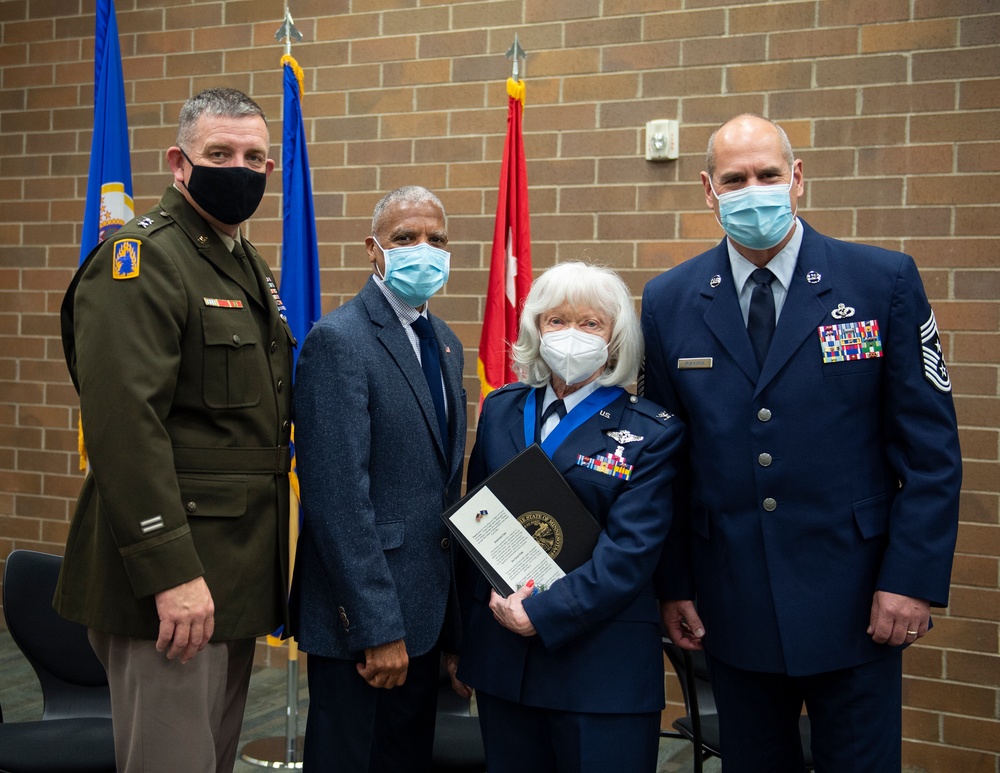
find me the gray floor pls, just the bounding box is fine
[0,629,709,772]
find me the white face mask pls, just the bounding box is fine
[539,328,609,386]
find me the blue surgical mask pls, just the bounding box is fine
[373,238,450,308]
[711,178,795,251]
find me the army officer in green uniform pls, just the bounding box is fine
[57,87,294,773]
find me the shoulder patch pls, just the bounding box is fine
[112,239,141,279]
[920,309,951,393]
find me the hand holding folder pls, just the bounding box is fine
[441,444,600,596]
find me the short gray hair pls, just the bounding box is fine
[705,114,794,180]
[177,88,268,149]
[371,186,447,236]
[512,261,642,389]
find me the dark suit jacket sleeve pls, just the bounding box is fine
[640,285,696,602]
[876,255,961,606]
[294,317,408,651]
[524,410,685,652]
[74,237,205,598]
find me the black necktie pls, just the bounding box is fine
[411,316,449,452]
[747,267,776,368]
[541,399,566,425]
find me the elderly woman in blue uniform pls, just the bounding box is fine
[451,262,685,773]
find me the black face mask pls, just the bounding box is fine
[180,148,267,225]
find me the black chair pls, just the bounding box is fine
[431,667,486,772]
[0,549,116,773]
[662,638,814,772]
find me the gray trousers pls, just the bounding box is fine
[89,629,256,773]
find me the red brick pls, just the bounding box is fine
[913,46,1000,81]
[903,740,998,772]
[861,19,959,53]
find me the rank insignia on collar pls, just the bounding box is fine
[831,303,855,320]
[112,239,140,279]
[656,411,673,420]
[605,429,643,444]
[806,270,822,284]
[137,217,154,228]
[710,275,722,288]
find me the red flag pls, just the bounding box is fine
[478,78,532,403]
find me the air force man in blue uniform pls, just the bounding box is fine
[640,114,962,772]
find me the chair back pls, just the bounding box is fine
[2,550,111,720]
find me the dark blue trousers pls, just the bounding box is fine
[476,690,661,773]
[707,651,903,773]
[303,647,440,773]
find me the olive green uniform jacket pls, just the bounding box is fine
[56,186,294,641]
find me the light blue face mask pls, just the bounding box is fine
[374,238,450,308]
[711,178,795,251]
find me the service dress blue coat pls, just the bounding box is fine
[457,382,685,714]
[640,220,962,677]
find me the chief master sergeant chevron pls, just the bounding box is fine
[56,87,294,773]
[641,113,961,772]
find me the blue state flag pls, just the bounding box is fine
[279,55,322,373]
[80,0,133,264]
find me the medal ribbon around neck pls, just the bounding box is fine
[523,385,624,457]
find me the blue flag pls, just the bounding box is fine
[80,0,133,264]
[279,55,322,373]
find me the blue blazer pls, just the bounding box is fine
[457,383,685,714]
[291,277,467,659]
[640,220,962,676]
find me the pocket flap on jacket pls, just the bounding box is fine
[375,519,404,550]
[178,473,248,518]
[852,491,894,539]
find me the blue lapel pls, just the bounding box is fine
[431,312,464,481]
[700,242,759,385]
[755,221,832,396]
[508,387,630,476]
[360,279,449,466]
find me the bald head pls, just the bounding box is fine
[706,114,794,182]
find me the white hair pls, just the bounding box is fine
[511,261,642,388]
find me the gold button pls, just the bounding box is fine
[757,408,772,422]
[186,501,197,512]
[758,453,772,467]
[763,498,777,512]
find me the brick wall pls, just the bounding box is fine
[0,1,997,768]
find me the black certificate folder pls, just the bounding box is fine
[442,444,601,596]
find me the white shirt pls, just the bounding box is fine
[373,274,447,418]
[540,380,600,442]
[727,217,804,325]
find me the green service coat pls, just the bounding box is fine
[56,186,295,641]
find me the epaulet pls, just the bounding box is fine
[117,210,174,238]
[627,393,677,423]
[483,381,530,407]
[494,381,530,393]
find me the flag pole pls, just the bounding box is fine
[239,7,308,770]
[477,34,532,406]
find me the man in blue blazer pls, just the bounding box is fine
[291,186,467,772]
[641,115,961,772]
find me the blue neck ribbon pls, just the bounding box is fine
[523,385,624,458]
